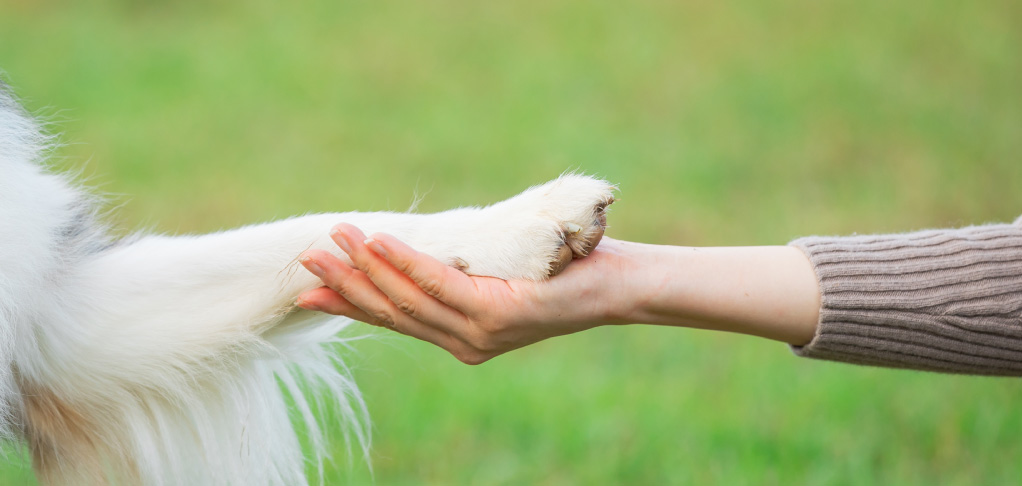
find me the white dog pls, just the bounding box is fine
[0,83,613,485]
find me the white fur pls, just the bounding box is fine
[0,84,613,484]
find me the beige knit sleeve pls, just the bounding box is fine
[789,216,1022,376]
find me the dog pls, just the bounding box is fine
[0,82,614,485]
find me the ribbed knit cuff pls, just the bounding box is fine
[790,217,1022,376]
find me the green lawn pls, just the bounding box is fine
[2,0,1021,484]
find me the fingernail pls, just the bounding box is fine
[300,257,324,276]
[364,238,388,258]
[296,298,321,311]
[331,228,353,253]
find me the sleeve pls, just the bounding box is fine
[789,215,1022,376]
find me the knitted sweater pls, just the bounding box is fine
[789,214,1022,376]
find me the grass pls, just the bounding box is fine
[1,0,1021,484]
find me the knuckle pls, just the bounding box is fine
[326,282,349,299]
[418,275,446,299]
[327,272,359,296]
[329,278,351,295]
[362,266,381,283]
[392,296,417,316]
[391,255,415,275]
[369,310,397,330]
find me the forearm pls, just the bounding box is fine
[605,242,820,345]
[590,216,1022,376]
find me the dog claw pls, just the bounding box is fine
[549,243,574,276]
[564,222,582,234]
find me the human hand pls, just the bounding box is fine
[296,224,630,364]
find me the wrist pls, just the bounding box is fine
[592,239,666,327]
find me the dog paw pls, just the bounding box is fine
[540,178,615,276]
[453,174,615,280]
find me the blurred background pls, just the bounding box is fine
[2,0,1021,484]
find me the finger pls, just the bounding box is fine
[299,248,455,349]
[297,286,374,322]
[299,250,378,322]
[359,231,485,313]
[331,225,471,336]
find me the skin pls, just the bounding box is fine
[296,224,821,365]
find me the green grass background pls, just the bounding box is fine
[2,0,1022,484]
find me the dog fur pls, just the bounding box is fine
[0,83,613,485]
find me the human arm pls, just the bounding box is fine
[790,216,1022,375]
[296,224,820,364]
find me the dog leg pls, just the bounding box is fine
[19,174,614,485]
